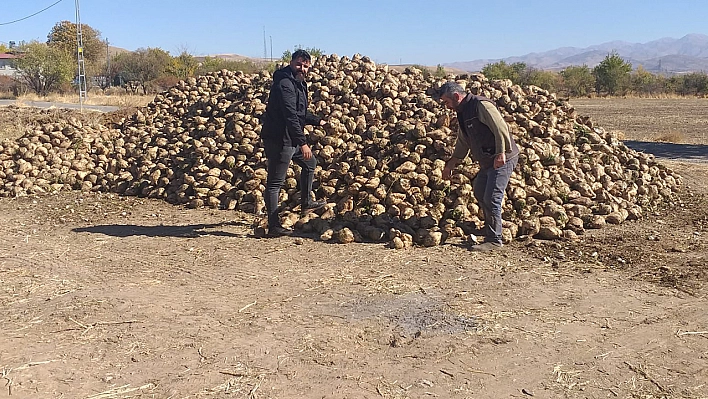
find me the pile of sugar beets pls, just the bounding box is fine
[0,53,681,248]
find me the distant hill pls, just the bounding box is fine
[445,33,708,74]
[201,53,270,63]
[108,45,129,57]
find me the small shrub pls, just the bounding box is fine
[146,76,180,93]
[0,76,17,98]
[653,130,686,144]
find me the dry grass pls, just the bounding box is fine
[15,93,154,108]
[581,93,707,100]
[653,130,686,143]
[0,90,14,100]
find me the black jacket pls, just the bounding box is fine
[261,65,321,147]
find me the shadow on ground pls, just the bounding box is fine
[625,140,708,162]
[72,221,249,238]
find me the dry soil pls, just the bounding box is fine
[0,100,707,399]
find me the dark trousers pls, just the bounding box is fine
[473,156,518,244]
[263,140,317,228]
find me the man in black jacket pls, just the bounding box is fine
[261,49,326,237]
[439,81,519,251]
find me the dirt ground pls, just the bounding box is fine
[571,97,708,146]
[1,100,708,399]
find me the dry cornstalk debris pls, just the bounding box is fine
[238,300,257,313]
[11,360,56,371]
[457,359,496,377]
[0,54,682,248]
[84,383,156,399]
[676,330,708,337]
[53,318,142,334]
[624,361,667,392]
[208,363,271,397]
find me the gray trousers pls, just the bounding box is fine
[263,140,316,229]
[473,156,518,244]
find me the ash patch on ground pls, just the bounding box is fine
[337,292,477,335]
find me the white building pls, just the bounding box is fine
[0,54,18,76]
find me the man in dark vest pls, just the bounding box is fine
[261,49,326,237]
[439,81,519,251]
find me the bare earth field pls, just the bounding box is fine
[1,100,707,399]
[571,97,708,146]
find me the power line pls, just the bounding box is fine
[0,0,66,26]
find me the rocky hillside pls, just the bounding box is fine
[446,33,708,73]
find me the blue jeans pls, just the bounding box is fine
[473,156,518,244]
[263,140,317,229]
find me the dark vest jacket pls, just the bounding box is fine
[457,94,519,168]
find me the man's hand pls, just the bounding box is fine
[494,153,506,169]
[442,165,453,180]
[442,157,461,180]
[301,144,313,160]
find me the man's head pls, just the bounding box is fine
[289,49,312,81]
[438,81,466,110]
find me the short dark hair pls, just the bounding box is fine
[439,81,466,98]
[291,49,311,62]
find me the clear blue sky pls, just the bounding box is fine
[2,0,707,65]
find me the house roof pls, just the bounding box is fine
[0,53,18,59]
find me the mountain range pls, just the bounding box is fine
[444,33,708,74]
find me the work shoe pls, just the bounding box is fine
[266,225,293,238]
[301,200,326,213]
[470,242,502,252]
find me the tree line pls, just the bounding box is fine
[2,21,273,96]
[3,21,707,98]
[480,52,708,97]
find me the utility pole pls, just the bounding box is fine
[269,36,273,62]
[263,26,267,61]
[75,0,87,111]
[106,38,110,87]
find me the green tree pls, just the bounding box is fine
[47,20,104,64]
[433,64,447,78]
[46,21,109,90]
[196,57,260,75]
[525,69,560,92]
[14,41,74,95]
[679,72,708,96]
[112,47,171,94]
[592,52,632,95]
[651,74,670,96]
[280,45,324,62]
[481,61,527,84]
[166,51,199,79]
[560,65,595,97]
[0,43,10,53]
[629,66,660,95]
[664,75,683,95]
[197,57,225,74]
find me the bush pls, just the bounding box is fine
[146,75,180,93]
[0,76,17,98]
[104,86,126,96]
